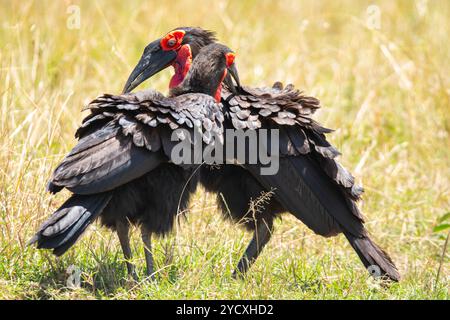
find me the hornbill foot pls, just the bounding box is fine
[143,270,157,282]
[142,262,156,282]
[116,221,138,281]
[128,268,139,282]
[141,225,156,282]
[232,219,274,279]
[231,261,250,279]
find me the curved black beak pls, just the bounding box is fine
[223,63,241,94]
[122,39,177,94]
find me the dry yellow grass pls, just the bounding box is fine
[0,0,448,299]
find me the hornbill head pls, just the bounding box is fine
[122,27,240,94]
[169,43,237,102]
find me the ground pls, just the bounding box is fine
[0,0,448,299]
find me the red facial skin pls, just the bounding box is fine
[160,30,186,51]
[225,52,235,68]
[214,70,227,102]
[169,44,192,89]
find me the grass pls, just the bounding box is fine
[0,0,449,299]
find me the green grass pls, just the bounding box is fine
[0,0,449,299]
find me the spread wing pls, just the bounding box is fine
[48,89,223,195]
[221,81,364,235]
[222,82,362,204]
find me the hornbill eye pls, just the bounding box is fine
[160,30,186,51]
[167,38,177,47]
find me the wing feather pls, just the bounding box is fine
[49,90,224,195]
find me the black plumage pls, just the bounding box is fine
[30,43,233,280]
[122,27,400,281]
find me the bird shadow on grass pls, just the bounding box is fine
[32,264,120,299]
[29,251,141,298]
[27,238,188,299]
[33,257,184,299]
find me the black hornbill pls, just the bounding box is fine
[122,27,400,281]
[29,43,237,280]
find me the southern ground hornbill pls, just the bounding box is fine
[30,43,237,280]
[122,27,400,281]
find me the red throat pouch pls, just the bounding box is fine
[214,69,228,102]
[169,45,192,89]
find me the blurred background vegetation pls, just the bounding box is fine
[0,0,448,299]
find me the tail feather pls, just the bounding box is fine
[29,193,112,256]
[245,157,400,281]
[344,231,400,281]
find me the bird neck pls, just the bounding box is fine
[169,50,226,103]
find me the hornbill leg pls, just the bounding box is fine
[116,221,137,281]
[233,219,274,278]
[140,225,155,280]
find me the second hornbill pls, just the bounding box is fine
[29,43,237,280]
[122,27,400,281]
